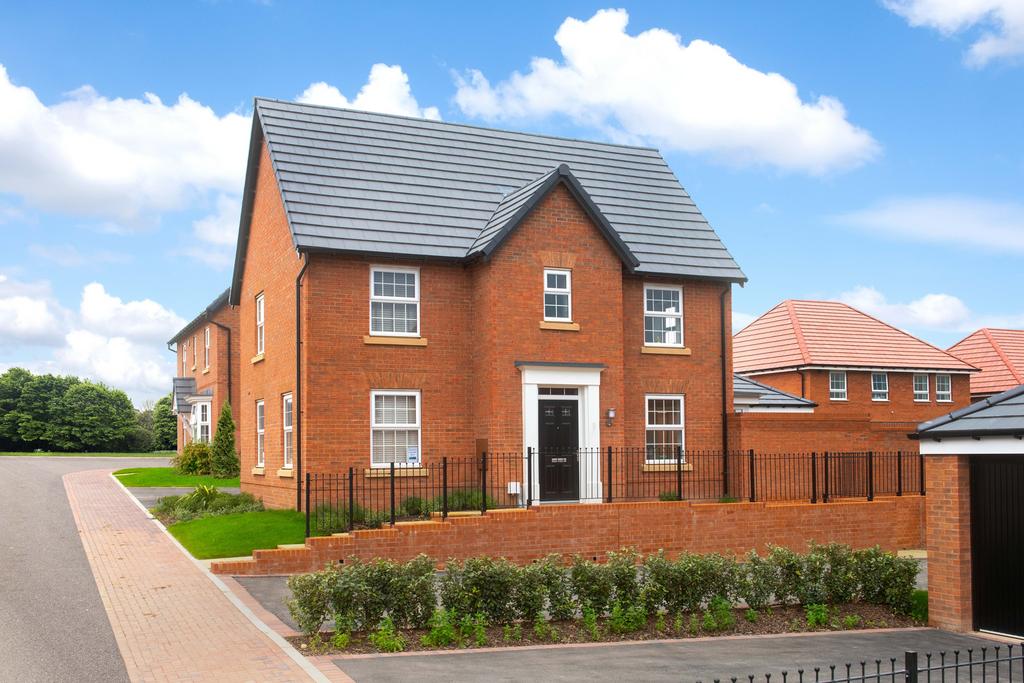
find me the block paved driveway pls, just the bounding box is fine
[0,456,168,683]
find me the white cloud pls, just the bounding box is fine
[453,9,879,174]
[184,193,242,268]
[79,282,184,343]
[29,243,130,267]
[55,330,171,401]
[837,285,1024,336]
[834,195,1024,252]
[0,64,250,224]
[298,64,441,120]
[0,274,68,346]
[884,0,1024,66]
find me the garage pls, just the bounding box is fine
[915,384,1024,637]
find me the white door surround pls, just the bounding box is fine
[516,361,604,503]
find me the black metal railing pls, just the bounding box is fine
[305,448,926,537]
[698,642,1024,683]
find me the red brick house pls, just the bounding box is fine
[732,300,975,452]
[226,99,746,509]
[168,288,241,454]
[947,327,1024,401]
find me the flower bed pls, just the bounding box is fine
[286,544,925,655]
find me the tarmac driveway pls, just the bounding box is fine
[0,456,169,683]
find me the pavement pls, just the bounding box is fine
[0,455,168,683]
[128,486,242,509]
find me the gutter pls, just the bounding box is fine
[294,252,310,510]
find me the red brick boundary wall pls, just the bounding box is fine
[924,455,973,631]
[212,496,924,576]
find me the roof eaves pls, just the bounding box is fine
[229,109,265,306]
[167,288,231,345]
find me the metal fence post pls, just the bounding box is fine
[811,452,818,504]
[748,449,756,503]
[526,448,533,508]
[480,450,488,514]
[389,462,396,526]
[897,450,903,497]
[606,446,613,503]
[676,445,684,501]
[905,651,918,683]
[919,451,925,495]
[347,467,354,532]
[867,450,874,501]
[304,472,311,537]
[823,451,830,503]
[442,457,448,518]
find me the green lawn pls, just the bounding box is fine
[113,467,240,488]
[0,451,173,457]
[167,510,306,559]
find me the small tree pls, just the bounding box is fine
[210,402,240,478]
[152,394,177,451]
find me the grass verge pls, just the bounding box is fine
[167,509,306,559]
[113,467,239,488]
[0,451,172,457]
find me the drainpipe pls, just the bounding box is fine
[295,252,310,510]
[720,285,730,454]
[206,317,233,406]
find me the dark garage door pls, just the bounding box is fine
[970,456,1024,637]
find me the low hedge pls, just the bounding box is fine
[287,543,918,637]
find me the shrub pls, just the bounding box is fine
[535,555,575,621]
[704,595,735,631]
[288,566,337,636]
[910,590,928,623]
[813,543,860,605]
[582,606,601,640]
[174,442,212,475]
[151,488,262,524]
[737,550,776,611]
[460,612,488,647]
[842,614,862,629]
[608,601,647,634]
[853,546,918,613]
[766,546,803,606]
[209,403,240,478]
[435,488,497,512]
[570,555,614,615]
[607,548,642,606]
[400,496,431,518]
[440,557,518,624]
[421,608,460,648]
[805,603,830,628]
[745,608,759,623]
[369,616,405,653]
[512,561,548,622]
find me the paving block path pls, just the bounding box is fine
[64,469,316,682]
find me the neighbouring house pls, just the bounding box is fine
[947,328,1024,401]
[914,384,1024,636]
[227,98,746,509]
[732,299,976,452]
[168,288,241,455]
[733,374,816,414]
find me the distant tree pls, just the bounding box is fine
[17,374,80,448]
[152,394,177,451]
[49,383,136,452]
[0,368,33,449]
[210,402,239,477]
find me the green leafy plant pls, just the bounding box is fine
[400,496,432,518]
[608,601,647,634]
[718,496,740,503]
[687,613,700,636]
[805,603,830,628]
[738,550,777,611]
[174,442,212,475]
[421,608,460,648]
[658,491,681,501]
[654,612,666,632]
[673,612,684,634]
[463,612,488,647]
[842,614,862,629]
[502,623,522,643]
[440,557,519,624]
[701,611,717,631]
[910,590,928,623]
[368,617,406,652]
[582,606,601,640]
[287,566,337,636]
[533,614,550,641]
[331,631,350,649]
[570,555,614,616]
[745,608,759,623]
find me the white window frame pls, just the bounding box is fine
[913,373,930,402]
[191,401,211,444]
[871,372,889,402]
[255,400,265,467]
[643,284,685,348]
[204,327,211,369]
[644,394,685,464]
[542,268,572,322]
[181,347,187,375]
[829,371,847,401]
[191,334,197,370]
[369,266,420,337]
[370,389,422,468]
[255,293,265,355]
[936,374,952,403]
[282,393,293,469]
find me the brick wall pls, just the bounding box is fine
[211,495,924,575]
[925,454,973,631]
[730,413,921,454]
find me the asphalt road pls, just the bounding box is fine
[0,456,169,683]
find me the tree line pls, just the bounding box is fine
[0,367,176,453]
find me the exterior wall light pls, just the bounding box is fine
[606,407,616,426]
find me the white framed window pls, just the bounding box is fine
[255,293,265,354]
[829,371,847,401]
[543,269,572,322]
[370,266,419,336]
[643,284,684,347]
[645,394,685,463]
[282,393,293,469]
[871,372,889,401]
[913,373,930,402]
[192,335,197,369]
[371,390,421,467]
[256,400,265,467]
[204,327,211,369]
[181,347,187,375]
[191,402,211,443]
[936,374,952,402]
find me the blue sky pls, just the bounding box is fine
[1,1,1022,403]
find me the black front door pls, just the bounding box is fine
[538,399,579,501]
[970,455,1024,636]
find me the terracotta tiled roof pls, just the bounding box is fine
[734,300,977,374]
[948,328,1024,397]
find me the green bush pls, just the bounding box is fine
[512,561,548,622]
[151,487,262,524]
[400,496,432,518]
[658,491,681,501]
[853,547,918,612]
[805,603,830,628]
[737,550,777,611]
[766,546,803,606]
[435,488,497,512]
[910,590,928,623]
[174,442,212,475]
[535,555,575,621]
[570,555,614,615]
[368,616,405,652]
[706,595,735,631]
[608,600,647,634]
[421,608,460,647]
[440,556,519,624]
[287,566,337,636]
[209,403,239,478]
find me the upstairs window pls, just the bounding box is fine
[255,400,265,467]
[543,269,572,322]
[204,327,211,369]
[371,390,421,467]
[913,373,930,402]
[829,371,847,401]
[645,395,685,463]
[936,374,952,402]
[255,293,265,355]
[871,372,889,401]
[644,285,684,347]
[370,267,419,336]
[282,393,293,469]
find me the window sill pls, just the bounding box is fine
[251,466,265,476]
[364,467,429,478]
[277,468,294,478]
[830,398,848,402]
[641,346,691,356]
[643,462,694,473]
[539,321,580,331]
[937,400,953,404]
[363,335,428,347]
[251,353,265,364]
[202,367,210,375]
[913,399,930,403]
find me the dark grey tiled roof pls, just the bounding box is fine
[733,374,816,410]
[239,98,745,285]
[172,377,197,414]
[916,384,1024,438]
